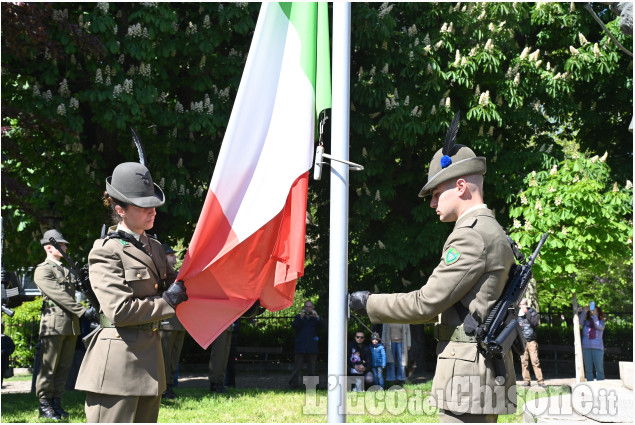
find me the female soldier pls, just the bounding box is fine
[75,162,187,422]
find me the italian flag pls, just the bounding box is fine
[176,2,331,349]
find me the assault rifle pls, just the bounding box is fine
[48,237,100,311]
[470,232,549,383]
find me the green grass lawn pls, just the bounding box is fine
[3,374,32,382]
[1,378,571,423]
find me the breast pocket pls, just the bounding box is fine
[124,267,157,297]
[125,268,151,282]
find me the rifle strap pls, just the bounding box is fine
[106,231,162,284]
[453,301,480,335]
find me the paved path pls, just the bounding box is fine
[2,369,575,395]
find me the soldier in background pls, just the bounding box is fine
[350,113,516,422]
[159,243,187,399]
[209,324,233,393]
[33,229,99,420]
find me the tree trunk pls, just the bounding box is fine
[572,294,586,382]
[526,278,539,312]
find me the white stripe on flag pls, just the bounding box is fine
[210,3,314,242]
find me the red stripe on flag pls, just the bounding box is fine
[176,173,308,348]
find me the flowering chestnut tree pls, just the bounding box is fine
[509,146,632,310]
[1,2,632,307]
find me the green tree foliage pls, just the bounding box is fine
[2,3,632,308]
[509,147,633,310]
[307,2,632,297]
[1,2,259,264]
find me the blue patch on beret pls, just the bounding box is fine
[440,155,452,169]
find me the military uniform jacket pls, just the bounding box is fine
[33,259,86,336]
[367,207,517,414]
[75,232,176,397]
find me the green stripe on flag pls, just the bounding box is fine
[316,2,331,115]
[278,2,331,116]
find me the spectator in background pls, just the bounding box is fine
[288,300,324,389]
[518,298,545,387]
[347,330,373,392]
[370,332,386,389]
[579,303,606,381]
[382,323,411,386]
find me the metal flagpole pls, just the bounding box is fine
[328,2,351,423]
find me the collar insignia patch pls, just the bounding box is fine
[445,247,460,265]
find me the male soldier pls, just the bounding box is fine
[33,229,99,420]
[350,112,516,422]
[159,244,187,399]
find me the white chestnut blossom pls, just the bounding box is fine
[520,46,531,60]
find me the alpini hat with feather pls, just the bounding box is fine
[40,229,69,246]
[419,111,487,197]
[106,162,165,208]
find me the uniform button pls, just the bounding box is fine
[163,273,167,278]
[154,284,158,290]
[115,334,120,338]
[451,351,455,356]
[137,273,142,279]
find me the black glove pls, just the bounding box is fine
[162,280,188,308]
[349,291,371,316]
[241,300,266,319]
[83,306,99,323]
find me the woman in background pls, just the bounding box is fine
[578,303,606,381]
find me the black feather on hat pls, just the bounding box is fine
[418,110,487,197]
[440,111,461,169]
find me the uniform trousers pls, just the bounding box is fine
[160,330,186,388]
[85,392,161,423]
[438,410,498,423]
[209,327,232,385]
[36,334,77,399]
[520,340,544,384]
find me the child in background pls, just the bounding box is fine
[350,350,362,375]
[370,332,386,389]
